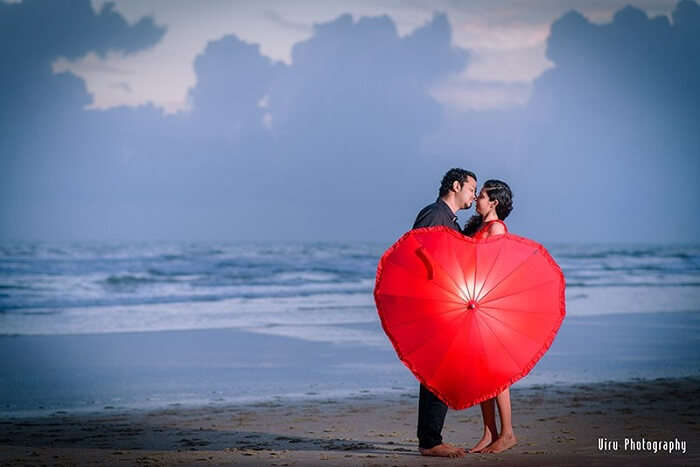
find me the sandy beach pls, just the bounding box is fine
[1,310,699,465]
[1,376,697,466]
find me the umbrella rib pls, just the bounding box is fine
[446,235,471,301]
[471,240,478,301]
[414,236,470,302]
[385,256,466,303]
[388,304,468,328]
[400,311,467,361]
[476,312,523,372]
[478,307,542,346]
[477,249,539,304]
[479,279,558,308]
[472,307,488,376]
[376,292,466,307]
[423,313,470,382]
[475,238,505,301]
[480,303,557,314]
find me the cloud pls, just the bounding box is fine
[28,1,682,113]
[520,0,700,240]
[52,53,135,75]
[0,0,164,67]
[1,9,470,242]
[418,1,700,242]
[0,0,166,238]
[2,2,698,243]
[531,0,700,158]
[259,12,468,237]
[0,0,165,120]
[185,35,283,140]
[270,12,466,138]
[177,12,469,239]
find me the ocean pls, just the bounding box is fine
[1,241,699,415]
[2,241,698,337]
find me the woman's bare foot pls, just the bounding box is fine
[481,432,517,453]
[419,443,466,458]
[469,431,495,453]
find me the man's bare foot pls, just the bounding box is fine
[469,432,495,453]
[443,442,466,455]
[419,443,466,458]
[481,432,517,453]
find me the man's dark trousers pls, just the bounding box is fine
[417,384,449,448]
[411,198,462,449]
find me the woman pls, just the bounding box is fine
[463,179,517,454]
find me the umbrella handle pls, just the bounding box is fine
[415,246,434,280]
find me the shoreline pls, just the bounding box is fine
[3,310,700,418]
[2,372,697,420]
[1,376,698,466]
[2,310,700,420]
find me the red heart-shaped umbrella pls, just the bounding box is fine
[374,226,566,410]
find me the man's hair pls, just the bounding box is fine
[438,168,477,197]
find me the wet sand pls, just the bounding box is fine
[1,376,698,466]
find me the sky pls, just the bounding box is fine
[59,0,680,113]
[1,0,698,243]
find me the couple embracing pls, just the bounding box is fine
[412,168,516,458]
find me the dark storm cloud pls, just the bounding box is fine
[0,0,164,138]
[0,0,164,105]
[263,12,467,238]
[430,0,700,242]
[0,0,165,239]
[0,0,165,66]
[538,0,700,119]
[0,0,165,150]
[186,35,283,142]
[0,7,466,241]
[177,12,467,239]
[520,0,700,241]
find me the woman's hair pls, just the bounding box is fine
[463,179,514,236]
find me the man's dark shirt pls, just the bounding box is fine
[412,198,461,231]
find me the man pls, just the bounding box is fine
[412,168,477,458]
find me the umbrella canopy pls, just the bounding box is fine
[374,226,566,410]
